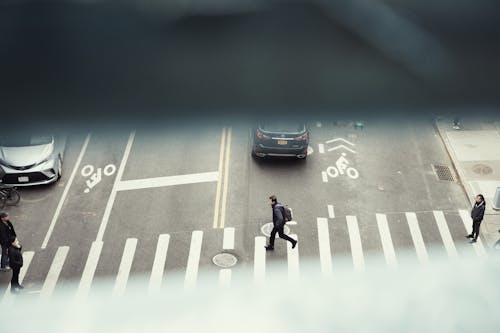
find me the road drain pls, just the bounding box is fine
[472,164,493,175]
[212,253,238,268]
[432,164,455,181]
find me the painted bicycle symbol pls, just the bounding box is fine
[81,164,116,193]
[325,153,359,180]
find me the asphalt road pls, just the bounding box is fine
[0,118,483,298]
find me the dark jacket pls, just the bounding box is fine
[8,245,23,269]
[0,220,17,247]
[272,203,285,227]
[471,201,486,223]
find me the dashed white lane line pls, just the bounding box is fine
[327,205,335,218]
[213,128,227,228]
[405,212,429,264]
[287,234,300,282]
[317,218,333,276]
[116,172,219,192]
[2,251,35,303]
[113,238,137,296]
[223,227,235,250]
[40,246,69,299]
[433,211,458,259]
[322,171,328,183]
[254,237,266,285]
[218,269,231,288]
[346,216,365,272]
[149,234,170,293]
[318,143,325,154]
[96,131,135,242]
[42,134,91,249]
[75,241,103,302]
[184,231,203,291]
[376,214,397,268]
[220,127,232,229]
[459,209,488,258]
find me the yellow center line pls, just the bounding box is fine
[213,128,226,228]
[220,127,232,228]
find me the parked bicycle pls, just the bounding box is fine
[0,184,21,209]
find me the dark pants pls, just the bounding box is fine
[11,266,20,287]
[269,224,295,247]
[472,221,482,240]
[1,245,8,268]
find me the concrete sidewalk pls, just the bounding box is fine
[435,116,500,248]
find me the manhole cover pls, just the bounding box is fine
[472,164,493,175]
[212,253,238,268]
[432,164,455,181]
[261,222,290,237]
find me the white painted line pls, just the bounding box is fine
[433,211,458,259]
[318,144,325,154]
[40,246,69,299]
[322,171,328,183]
[116,171,219,192]
[316,122,322,128]
[113,238,137,296]
[75,241,103,302]
[213,128,226,228]
[459,209,487,258]
[327,145,357,154]
[220,127,232,228]
[218,269,231,288]
[317,218,333,276]
[376,214,397,268]
[254,236,266,285]
[148,234,170,293]
[223,227,235,250]
[287,234,299,282]
[2,251,35,303]
[327,205,335,218]
[326,138,355,146]
[346,216,365,272]
[287,221,297,225]
[42,134,91,249]
[405,212,429,264]
[184,231,203,291]
[96,131,135,242]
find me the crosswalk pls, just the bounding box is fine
[0,209,490,300]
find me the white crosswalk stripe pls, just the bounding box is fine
[317,218,333,276]
[223,227,235,250]
[405,212,429,264]
[376,214,397,268]
[184,231,203,291]
[254,236,266,285]
[113,238,137,296]
[40,246,69,299]
[459,209,488,257]
[149,234,170,293]
[76,241,103,301]
[433,211,458,259]
[287,234,300,282]
[346,216,365,272]
[2,251,35,303]
[218,269,231,288]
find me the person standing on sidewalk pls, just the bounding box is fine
[8,236,24,292]
[265,195,297,251]
[466,194,486,243]
[0,211,17,272]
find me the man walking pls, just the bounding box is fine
[466,194,486,243]
[265,195,297,251]
[8,236,24,292]
[0,211,17,272]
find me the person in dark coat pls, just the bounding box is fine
[0,211,17,272]
[466,194,486,243]
[7,236,24,292]
[265,195,297,251]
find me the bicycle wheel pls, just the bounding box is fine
[6,189,20,206]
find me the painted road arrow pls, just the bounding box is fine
[325,138,355,146]
[325,138,356,154]
[327,145,356,154]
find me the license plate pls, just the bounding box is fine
[18,176,29,183]
[277,140,288,145]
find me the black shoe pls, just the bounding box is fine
[469,239,477,243]
[265,245,274,251]
[465,234,473,239]
[14,285,24,290]
[292,240,297,249]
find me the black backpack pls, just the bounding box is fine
[280,205,293,222]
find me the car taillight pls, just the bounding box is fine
[295,132,308,141]
[256,130,270,140]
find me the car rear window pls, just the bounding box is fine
[0,135,53,147]
[260,121,305,133]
